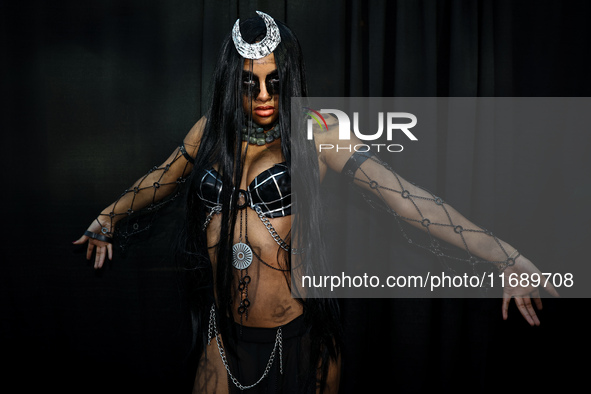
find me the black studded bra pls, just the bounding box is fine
[196,162,291,219]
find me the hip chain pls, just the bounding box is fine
[207,304,283,390]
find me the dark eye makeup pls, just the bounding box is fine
[242,70,280,97]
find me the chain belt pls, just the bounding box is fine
[207,304,283,390]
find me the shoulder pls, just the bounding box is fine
[311,113,339,143]
[183,116,207,154]
[189,116,207,138]
[313,113,338,133]
[310,114,369,174]
[312,113,341,153]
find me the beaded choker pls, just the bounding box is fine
[241,122,281,145]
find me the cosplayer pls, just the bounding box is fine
[74,11,557,394]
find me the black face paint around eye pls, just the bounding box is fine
[265,71,280,96]
[242,71,280,98]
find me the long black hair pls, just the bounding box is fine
[181,13,342,392]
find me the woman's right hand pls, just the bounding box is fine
[73,219,113,269]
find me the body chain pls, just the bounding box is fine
[202,205,222,231]
[202,204,305,255]
[207,304,283,391]
[254,205,304,255]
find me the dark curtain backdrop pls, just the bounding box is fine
[2,1,589,393]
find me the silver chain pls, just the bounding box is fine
[201,204,305,254]
[207,304,283,391]
[202,205,222,231]
[254,205,305,255]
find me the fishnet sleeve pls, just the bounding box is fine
[93,118,204,240]
[339,151,519,273]
[95,143,195,236]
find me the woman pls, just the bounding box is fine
[74,11,557,393]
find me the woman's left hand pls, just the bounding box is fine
[500,255,560,326]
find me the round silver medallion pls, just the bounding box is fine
[232,242,253,270]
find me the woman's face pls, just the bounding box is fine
[242,53,280,127]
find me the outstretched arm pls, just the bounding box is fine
[315,127,559,326]
[73,116,206,268]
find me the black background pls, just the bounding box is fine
[2,1,590,393]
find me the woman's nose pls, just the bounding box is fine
[256,79,270,101]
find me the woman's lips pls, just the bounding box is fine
[254,106,275,117]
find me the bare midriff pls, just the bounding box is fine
[206,140,303,328]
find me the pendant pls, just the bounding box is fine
[232,242,253,270]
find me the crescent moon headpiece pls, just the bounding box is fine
[232,11,281,59]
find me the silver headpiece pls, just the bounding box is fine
[232,11,281,59]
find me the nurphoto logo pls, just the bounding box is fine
[304,107,418,153]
